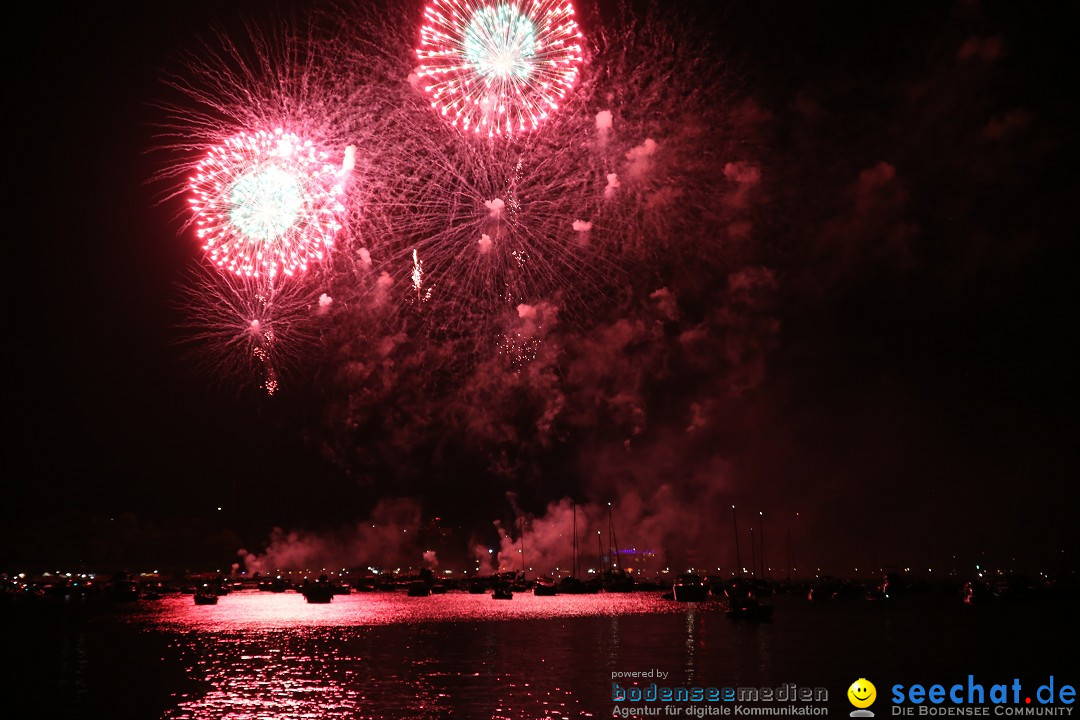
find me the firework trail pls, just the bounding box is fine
[370,128,617,314]
[177,268,327,395]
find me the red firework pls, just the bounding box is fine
[415,0,583,137]
[188,128,351,279]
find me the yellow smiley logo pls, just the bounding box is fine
[848,679,877,709]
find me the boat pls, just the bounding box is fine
[807,576,863,601]
[602,568,637,593]
[492,586,513,600]
[194,585,218,605]
[353,576,377,592]
[725,596,774,621]
[558,576,587,594]
[534,577,557,596]
[105,578,140,603]
[300,576,335,604]
[259,576,288,593]
[723,579,774,620]
[868,572,906,601]
[601,504,635,593]
[142,581,167,600]
[672,573,709,602]
[557,502,599,594]
[406,581,430,597]
[302,586,334,603]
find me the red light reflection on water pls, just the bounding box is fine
[142,591,678,631]
[130,591,689,718]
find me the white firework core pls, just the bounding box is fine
[228,165,305,241]
[463,5,537,81]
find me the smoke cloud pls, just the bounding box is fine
[240,498,426,575]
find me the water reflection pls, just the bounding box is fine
[9,592,1072,717]
[56,629,89,704]
[137,592,694,718]
[137,591,683,631]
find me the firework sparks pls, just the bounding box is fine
[497,331,541,372]
[177,268,324,394]
[356,133,620,340]
[410,248,434,304]
[415,0,584,137]
[410,248,433,304]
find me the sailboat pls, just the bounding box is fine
[602,503,636,592]
[558,501,591,594]
[534,576,557,596]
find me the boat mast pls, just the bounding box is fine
[759,511,767,579]
[787,528,792,583]
[597,530,603,572]
[572,501,578,578]
[732,505,742,576]
[520,516,526,577]
[750,527,756,578]
[608,503,622,572]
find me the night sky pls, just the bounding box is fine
[10,1,1077,575]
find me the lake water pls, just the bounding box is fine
[4,591,1074,718]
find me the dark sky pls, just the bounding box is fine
[10,1,1078,574]
[14,2,350,562]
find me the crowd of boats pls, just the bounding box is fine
[2,568,1069,620]
[11,504,1070,619]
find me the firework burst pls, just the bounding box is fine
[154,16,377,275]
[177,268,326,394]
[158,14,375,386]
[415,0,584,137]
[188,128,350,279]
